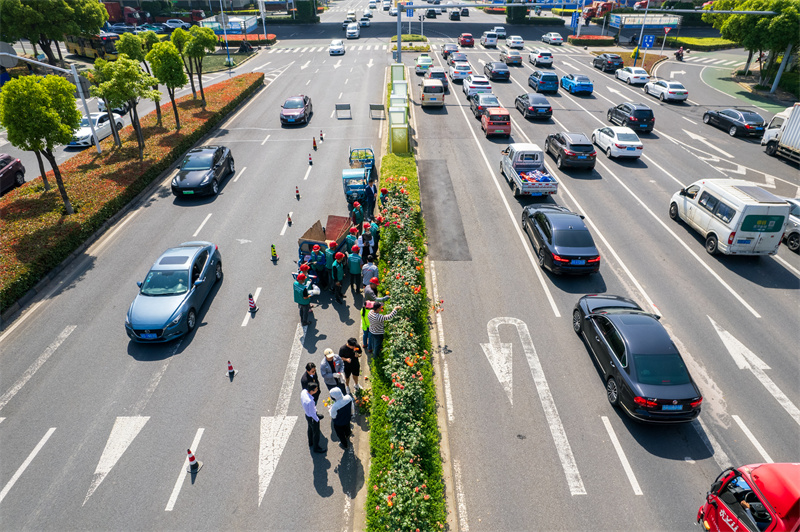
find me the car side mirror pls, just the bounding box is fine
[137,281,142,288]
[710,481,723,494]
[679,188,687,196]
[194,279,204,286]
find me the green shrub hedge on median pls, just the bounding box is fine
[656,36,738,50]
[568,35,616,46]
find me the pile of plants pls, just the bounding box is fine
[568,34,616,46]
[0,73,264,314]
[365,156,446,531]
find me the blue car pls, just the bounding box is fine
[560,73,594,95]
[528,70,559,93]
[126,242,222,343]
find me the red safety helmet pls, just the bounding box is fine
[335,252,345,259]
[328,241,336,248]
[353,201,361,207]
[299,263,310,272]
[351,245,359,252]
[312,244,321,251]
[350,227,358,234]
[297,273,307,282]
[381,188,388,194]
[370,277,379,285]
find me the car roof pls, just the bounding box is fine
[608,126,638,135]
[486,107,509,115]
[606,312,677,356]
[444,43,458,48]
[536,71,558,77]
[155,242,209,270]
[623,102,651,110]
[187,146,220,155]
[526,93,549,103]
[743,463,800,520]
[563,132,591,144]
[470,75,489,81]
[429,67,446,73]
[545,211,587,231]
[477,93,498,99]
[490,62,508,67]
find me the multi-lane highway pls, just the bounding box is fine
[1,4,798,531]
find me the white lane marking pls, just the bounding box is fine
[233,166,247,183]
[132,357,172,414]
[0,326,76,412]
[640,154,686,188]
[165,428,204,511]
[453,459,470,532]
[280,212,294,236]
[223,62,293,127]
[682,116,697,125]
[773,254,800,277]
[306,79,310,85]
[709,316,798,424]
[684,130,735,159]
[253,61,271,70]
[0,418,4,424]
[261,134,271,146]
[480,319,514,404]
[275,323,305,417]
[345,78,349,84]
[601,416,643,495]
[341,495,352,532]
[732,415,773,463]
[430,261,454,422]
[303,165,312,181]
[338,92,343,99]
[83,416,150,505]
[693,418,732,471]
[241,287,262,327]
[192,213,212,237]
[0,427,56,504]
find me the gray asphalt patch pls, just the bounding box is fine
[418,159,471,261]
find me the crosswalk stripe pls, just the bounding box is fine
[710,59,726,64]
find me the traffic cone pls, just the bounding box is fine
[226,360,238,378]
[287,213,292,226]
[308,153,313,165]
[312,137,317,151]
[271,244,279,262]
[319,129,324,141]
[186,448,203,473]
[295,186,300,200]
[248,293,259,313]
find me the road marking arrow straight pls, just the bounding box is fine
[683,130,735,159]
[300,60,310,70]
[605,86,624,96]
[708,316,800,426]
[481,318,586,495]
[84,416,150,505]
[367,58,374,68]
[333,59,342,69]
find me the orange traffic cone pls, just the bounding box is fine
[187,448,203,473]
[248,293,259,313]
[312,137,317,151]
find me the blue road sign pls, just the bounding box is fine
[406,8,413,16]
[642,34,655,48]
[570,11,579,28]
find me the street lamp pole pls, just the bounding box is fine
[218,0,232,67]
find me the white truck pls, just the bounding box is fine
[762,103,800,164]
[500,143,558,197]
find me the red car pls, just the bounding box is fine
[697,463,800,532]
[0,153,26,196]
[458,33,474,47]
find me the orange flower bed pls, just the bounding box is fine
[0,73,263,314]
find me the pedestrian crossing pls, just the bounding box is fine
[265,43,585,54]
[683,56,745,67]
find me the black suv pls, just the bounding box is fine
[449,10,460,19]
[425,67,449,91]
[544,132,596,170]
[593,53,624,72]
[483,62,510,81]
[607,102,655,133]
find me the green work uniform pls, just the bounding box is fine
[310,250,326,272]
[345,233,357,251]
[353,206,364,228]
[293,280,310,305]
[325,247,336,270]
[348,252,362,275]
[332,260,344,283]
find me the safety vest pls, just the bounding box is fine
[353,206,364,225]
[370,221,379,237]
[310,251,325,271]
[360,306,369,331]
[325,248,336,269]
[293,280,309,305]
[348,252,362,274]
[332,260,344,281]
[346,234,357,250]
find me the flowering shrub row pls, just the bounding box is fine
[567,35,616,46]
[366,157,446,531]
[0,73,264,314]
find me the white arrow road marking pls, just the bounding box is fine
[0,428,56,504]
[683,130,735,159]
[480,318,514,404]
[670,70,686,78]
[83,416,150,505]
[165,428,204,511]
[300,60,310,70]
[605,85,623,96]
[0,325,76,412]
[241,287,262,327]
[235,238,252,244]
[601,416,642,495]
[367,58,374,68]
[709,316,800,426]
[334,59,342,69]
[259,323,306,506]
[732,415,773,463]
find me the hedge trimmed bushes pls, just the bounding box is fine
[568,35,616,46]
[0,73,264,314]
[656,36,738,50]
[551,8,579,15]
[518,16,566,25]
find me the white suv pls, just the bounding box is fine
[528,48,553,67]
[480,31,498,48]
[163,19,190,30]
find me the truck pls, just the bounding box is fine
[761,103,800,164]
[153,10,206,25]
[499,144,559,197]
[103,1,149,25]
[583,1,615,20]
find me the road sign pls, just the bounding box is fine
[406,8,413,16]
[0,42,18,68]
[642,34,655,49]
[570,11,579,28]
[664,26,671,33]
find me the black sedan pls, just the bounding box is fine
[484,61,510,81]
[448,52,468,66]
[469,93,500,118]
[593,53,624,72]
[280,95,313,125]
[702,108,765,137]
[171,146,234,197]
[442,43,459,59]
[0,153,25,195]
[573,294,703,423]
[515,93,552,119]
[521,205,600,274]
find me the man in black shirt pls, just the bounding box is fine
[300,362,323,418]
[338,338,363,393]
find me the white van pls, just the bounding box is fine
[420,79,445,107]
[346,22,360,39]
[669,179,791,255]
[480,31,498,48]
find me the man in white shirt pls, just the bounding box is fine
[301,383,326,453]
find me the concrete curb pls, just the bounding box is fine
[0,81,267,330]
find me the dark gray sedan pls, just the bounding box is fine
[521,205,600,275]
[171,145,234,197]
[702,108,765,137]
[515,93,552,119]
[126,242,222,343]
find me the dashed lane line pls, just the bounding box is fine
[233,166,247,183]
[165,427,204,511]
[601,416,643,495]
[193,213,212,237]
[0,428,56,504]
[732,415,773,463]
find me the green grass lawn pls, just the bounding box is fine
[203,51,258,72]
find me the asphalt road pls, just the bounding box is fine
[1,5,798,531]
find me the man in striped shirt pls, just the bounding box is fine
[368,302,400,357]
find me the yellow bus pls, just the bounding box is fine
[64,32,121,60]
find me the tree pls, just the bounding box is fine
[185,26,218,108]
[146,41,189,130]
[762,0,799,92]
[0,0,107,66]
[117,31,163,125]
[104,56,160,160]
[0,75,81,214]
[506,0,528,23]
[170,28,197,99]
[84,59,123,148]
[703,0,769,75]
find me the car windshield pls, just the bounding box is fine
[494,64,509,70]
[633,110,653,118]
[575,76,591,82]
[632,68,647,74]
[455,64,470,70]
[79,118,93,128]
[570,144,594,152]
[331,40,342,46]
[741,112,764,122]
[481,95,500,105]
[554,229,594,247]
[541,74,558,80]
[284,98,304,109]
[473,80,490,86]
[141,270,190,296]
[181,152,214,170]
[617,133,640,142]
[634,354,691,385]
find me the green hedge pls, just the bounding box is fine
[390,34,429,42]
[551,8,579,15]
[656,36,738,50]
[568,35,616,46]
[517,16,566,25]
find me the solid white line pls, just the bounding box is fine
[280,212,293,236]
[303,165,312,181]
[241,287,262,327]
[0,427,56,504]
[682,116,697,125]
[275,324,305,418]
[430,261,454,423]
[732,415,773,463]
[693,418,732,471]
[192,213,212,237]
[341,496,352,532]
[223,62,293,127]
[640,154,687,188]
[0,326,76,412]
[773,254,800,278]
[453,459,470,532]
[165,427,204,511]
[601,416,643,495]
[261,134,271,146]
[233,166,247,183]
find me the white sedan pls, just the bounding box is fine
[644,79,689,101]
[329,39,345,55]
[389,5,397,15]
[449,61,473,81]
[505,35,524,49]
[69,112,123,147]
[541,32,563,45]
[591,126,644,158]
[462,74,492,98]
[615,66,650,85]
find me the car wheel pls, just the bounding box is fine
[572,309,582,334]
[660,93,666,102]
[228,158,235,175]
[215,261,223,282]
[786,232,800,252]
[14,172,25,187]
[212,179,219,195]
[669,202,679,220]
[728,125,738,137]
[606,146,612,158]
[627,78,632,85]
[607,111,613,122]
[186,308,197,332]
[557,155,564,169]
[705,234,718,255]
[537,247,546,267]
[606,378,620,406]
[645,86,650,95]
[702,113,711,124]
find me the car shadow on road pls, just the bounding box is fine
[545,269,608,295]
[605,156,648,169]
